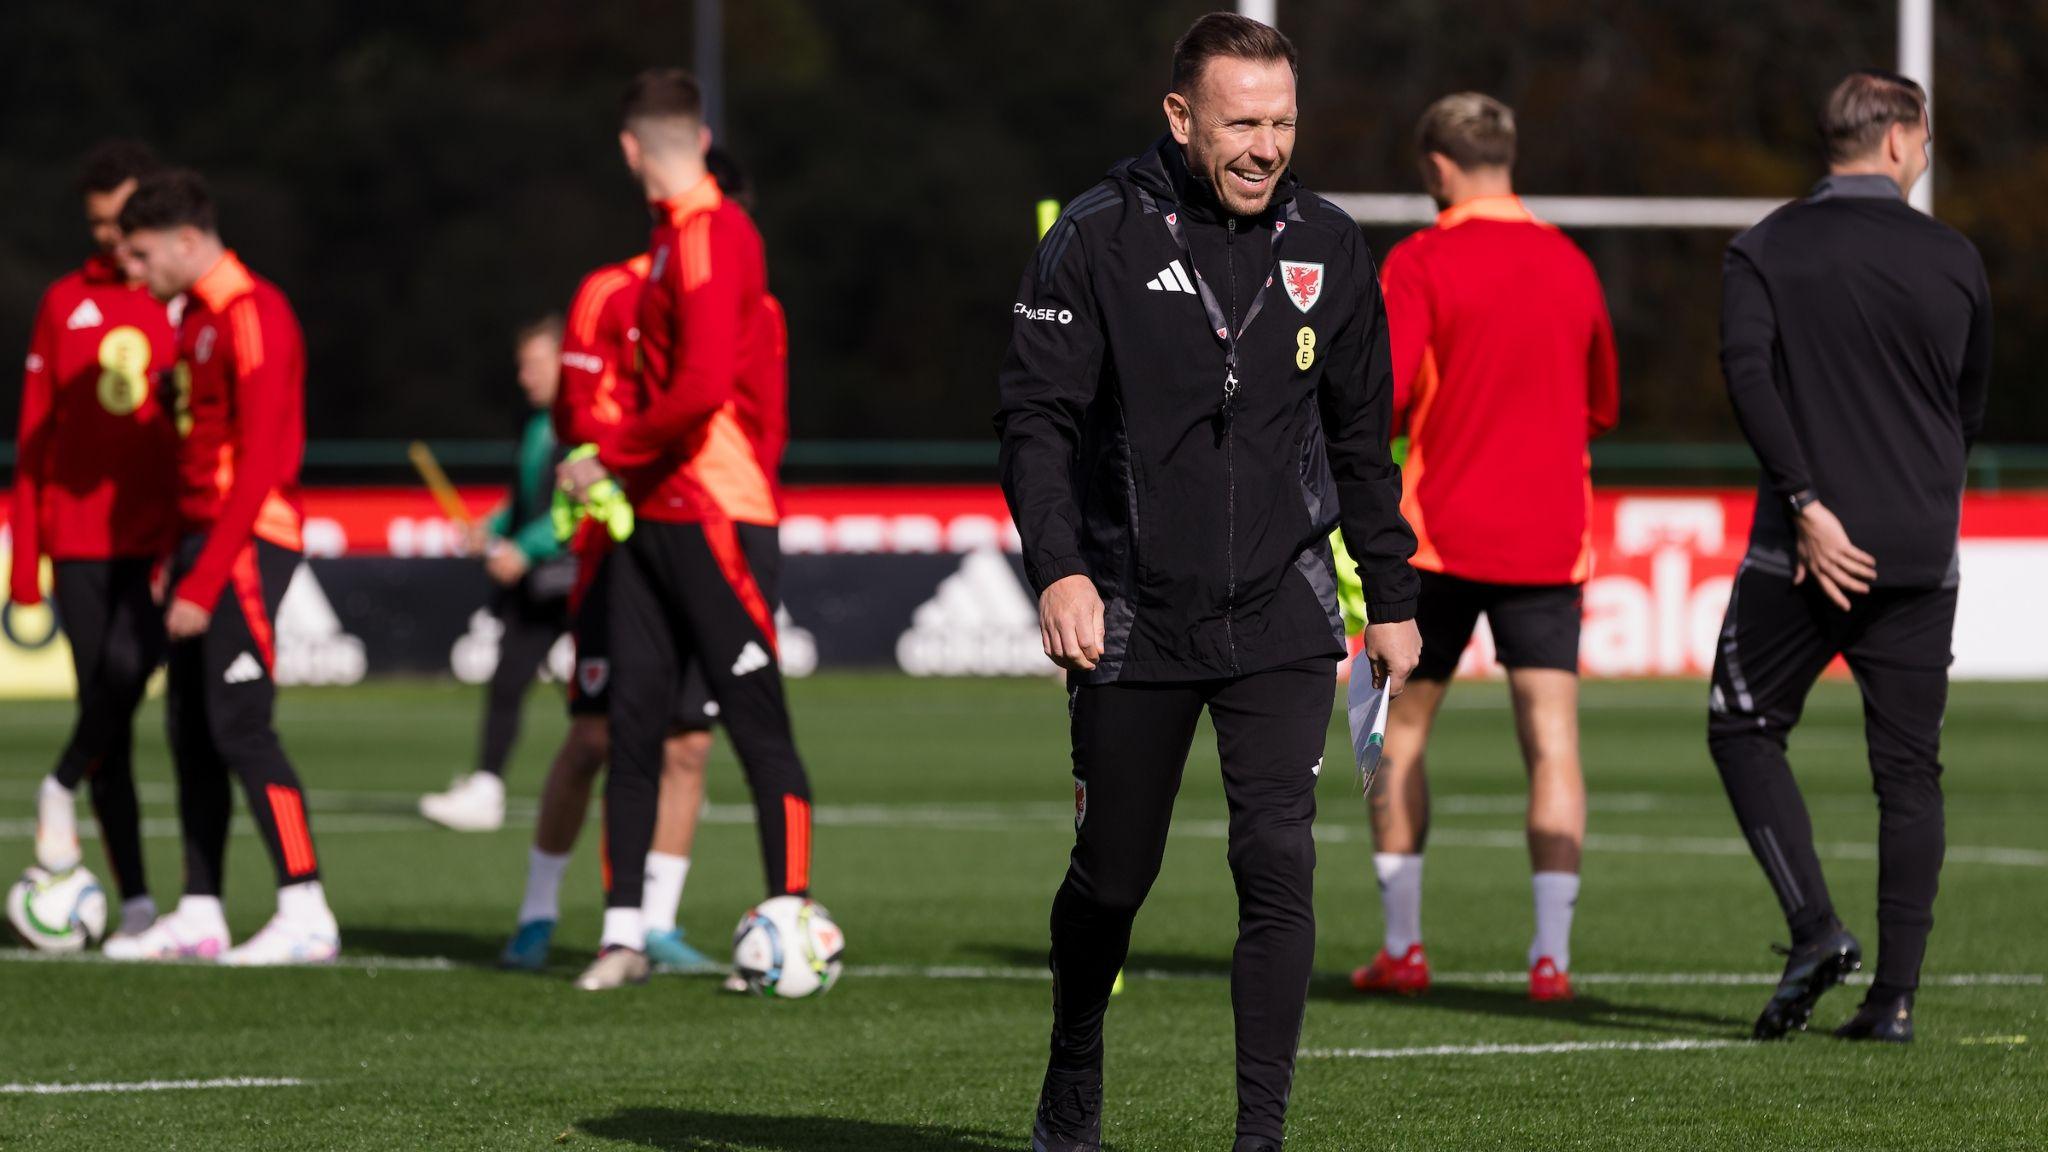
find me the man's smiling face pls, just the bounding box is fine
[1167,55,1297,216]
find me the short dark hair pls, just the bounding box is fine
[1170,12,1297,95]
[621,67,704,128]
[118,168,217,234]
[77,139,161,195]
[1417,92,1517,170]
[1821,70,1928,163]
[517,313,564,348]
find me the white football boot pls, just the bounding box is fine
[574,946,651,991]
[220,912,340,967]
[102,904,230,962]
[418,773,506,832]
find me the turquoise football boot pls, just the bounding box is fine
[498,918,556,972]
[645,927,714,972]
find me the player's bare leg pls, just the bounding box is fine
[1354,677,1448,994]
[501,717,608,970]
[1510,667,1585,999]
[644,729,712,968]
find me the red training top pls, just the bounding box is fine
[10,254,180,604]
[556,254,650,449]
[556,253,649,584]
[1382,195,1620,585]
[169,251,307,614]
[736,292,789,512]
[604,175,778,528]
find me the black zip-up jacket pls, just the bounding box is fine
[1722,174,1993,589]
[996,136,1418,684]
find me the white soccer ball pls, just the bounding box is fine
[731,896,845,999]
[7,866,108,954]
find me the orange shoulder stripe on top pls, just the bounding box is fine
[228,298,266,375]
[191,251,257,313]
[570,269,633,346]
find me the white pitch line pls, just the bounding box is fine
[1301,1038,1744,1060]
[1,950,2035,988]
[0,949,458,973]
[1,1076,304,1095]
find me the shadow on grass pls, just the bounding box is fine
[1321,982,1746,1036]
[576,1108,1019,1151]
[340,925,507,967]
[967,942,1744,1036]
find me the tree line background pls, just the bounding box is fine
[2,0,2042,459]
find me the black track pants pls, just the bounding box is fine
[1708,562,1954,994]
[475,579,567,779]
[1049,657,1334,1145]
[165,537,322,895]
[604,521,810,908]
[51,559,164,901]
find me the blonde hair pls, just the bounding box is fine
[1416,92,1516,171]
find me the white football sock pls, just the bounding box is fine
[519,848,571,925]
[601,907,644,951]
[175,895,230,938]
[37,776,80,872]
[1529,871,1580,970]
[277,880,336,932]
[640,853,690,933]
[1374,852,1424,955]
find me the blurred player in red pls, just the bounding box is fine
[105,170,340,965]
[1352,94,1619,1002]
[558,70,808,991]
[500,144,791,978]
[12,140,177,946]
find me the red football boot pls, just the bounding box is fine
[1529,956,1574,1001]
[1351,943,1431,995]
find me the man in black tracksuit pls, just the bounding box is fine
[996,16,1421,1151]
[1711,70,1992,1044]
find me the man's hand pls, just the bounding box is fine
[485,541,530,587]
[461,521,491,556]
[166,598,211,641]
[1039,573,1105,672]
[1362,619,1422,697]
[557,454,611,503]
[1793,501,1876,611]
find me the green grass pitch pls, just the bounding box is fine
[1,675,2043,1149]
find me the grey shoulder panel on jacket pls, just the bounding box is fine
[1036,180,1129,281]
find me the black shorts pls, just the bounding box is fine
[1413,570,1582,682]
[569,523,782,731]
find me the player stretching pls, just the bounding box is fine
[420,316,574,831]
[500,147,790,975]
[557,71,809,991]
[106,170,340,965]
[1712,71,1989,1042]
[1350,94,1619,1002]
[12,141,178,945]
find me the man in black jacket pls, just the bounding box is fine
[1712,69,1992,1045]
[996,14,1421,1151]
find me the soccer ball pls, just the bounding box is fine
[7,866,108,953]
[730,896,845,999]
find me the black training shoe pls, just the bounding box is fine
[1752,926,1862,1040]
[1834,991,1914,1043]
[1232,1138,1281,1152]
[1031,1064,1102,1152]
